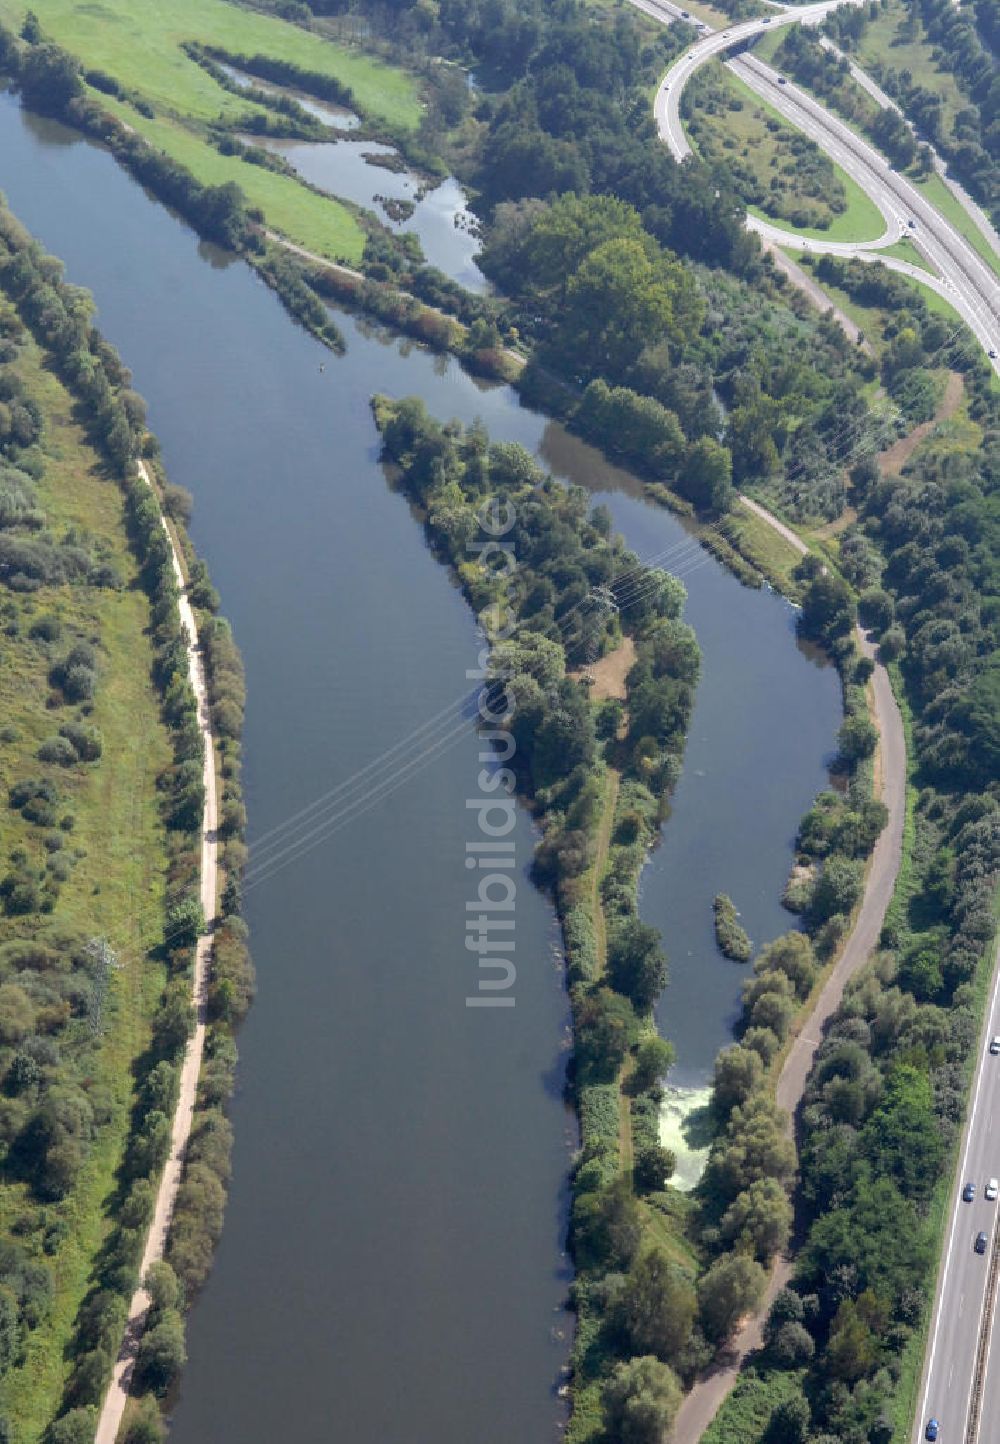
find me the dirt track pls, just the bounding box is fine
[95,462,219,1444]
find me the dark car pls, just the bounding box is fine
[964,1181,976,1201]
[989,349,998,360]
[976,1231,989,1254]
[926,1421,939,1442]
[777,75,787,84]
[908,218,917,227]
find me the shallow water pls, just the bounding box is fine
[218,60,361,128]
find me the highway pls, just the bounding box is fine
[915,935,1000,1444]
[632,0,1000,372]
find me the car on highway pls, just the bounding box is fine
[989,349,998,360]
[963,1181,976,1201]
[990,1035,1000,1053]
[926,1422,939,1442]
[976,1231,989,1254]
[777,75,787,84]
[988,1177,999,1201]
[908,218,916,227]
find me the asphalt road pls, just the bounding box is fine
[915,936,1000,1444]
[637,0,1000,372]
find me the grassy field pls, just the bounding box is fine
[0,0,409,264]
[0,334,172,1438]
[852,0,966,141]
[0,0,421,128]
[687,63,858,234]
[99,94,365,263]
[879,237,938,273]
[725,498,808,597]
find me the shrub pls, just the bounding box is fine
[37,736,77,766]
[134,1311,186,1396]
[697,1253,768,1343]
[122,1397,165,1443]
[602,1355,682,1444]
[713,893,752,962]
[634,1143,675,1193]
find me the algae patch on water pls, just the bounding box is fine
[659,1084,714,1191]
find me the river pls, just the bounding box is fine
[0,93,839,1442]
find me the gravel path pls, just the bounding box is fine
[95,462,219,1444]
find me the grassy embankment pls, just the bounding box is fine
[914,172,1000,284]
[877,238,937,273]
[0,320,172,1437]
[0,0,424,264]
[685,63,886,242]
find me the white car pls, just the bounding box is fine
[987,1178,999,1202]
[990,1036,1000,1055]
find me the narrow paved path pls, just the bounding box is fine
[669,497,907,1443]
[95,462,219,1444]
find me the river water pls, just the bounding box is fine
[0,93,839,1442]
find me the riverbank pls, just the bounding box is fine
[0,191,253,1441]
[0,280,175,1441]
[94,461,220,1444]
[668,495,906,1442]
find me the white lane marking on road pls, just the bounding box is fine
[917,942,1000,1440]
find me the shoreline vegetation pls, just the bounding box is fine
[369,395,897,1444]
[373,395,701,1439]
[0,3,993,1442]
[0,195,252,1444]
[702,405,999,1438]
[713,895,753,964]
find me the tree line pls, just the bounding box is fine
[0,197,253,1443]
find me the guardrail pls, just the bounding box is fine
[967,1222,1000,1442]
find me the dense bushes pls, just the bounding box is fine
[685,60,847,230]
[713,894,752,962]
